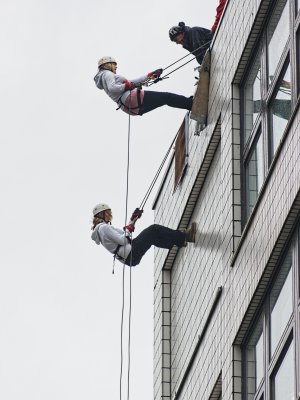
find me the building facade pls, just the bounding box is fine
[153,0,300,399]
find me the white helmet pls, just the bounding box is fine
[97,56,117,68]
[93,203,111,216]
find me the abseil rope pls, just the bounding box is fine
[120,104,133,400]
[139,129,179,210]
[120,125,181,400]
[148,40,211,86]
[127,251,132,400]
[163,40,211,71]
[119,89,189,399]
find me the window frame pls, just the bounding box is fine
[241,230,300,400]
[241,0,296,226]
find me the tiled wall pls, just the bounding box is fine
[153,0,300,400]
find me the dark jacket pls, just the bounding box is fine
[182,26,213,65]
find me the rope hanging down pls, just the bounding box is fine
[119,117,179,400]
[139,129,179,210]
[118,86,189,399]
[119,113,133,400]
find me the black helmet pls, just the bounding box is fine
[169,22,186,41]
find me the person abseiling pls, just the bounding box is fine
[91,203,197,267]
[168,22,213,65]
[94,56,193,116]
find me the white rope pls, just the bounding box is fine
[119,111,133,400]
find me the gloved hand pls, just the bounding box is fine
[147,68,163,79]
[124,223,135,233]
[123,80,135,91]
[130,208,143,222]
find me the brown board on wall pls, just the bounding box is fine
[174,115,189,191]
[190,49,211,129]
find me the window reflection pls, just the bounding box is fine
[244,49,262,142]
[246,134,264,217]
[272,341,295,399]
[268,0,289,83]
[270,249,293,355]
[246,314,264,399]
[270,65,291,156]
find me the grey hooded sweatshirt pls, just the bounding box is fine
[94,70,148,105]
[91,222,131,262]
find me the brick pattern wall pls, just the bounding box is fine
[153,1,300,400]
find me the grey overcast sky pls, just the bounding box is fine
[0,1,214,399]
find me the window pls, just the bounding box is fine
[245,133,264,218]
[270,252,293,355]
[241,0,296,224]
[245,314,264,398]
[271,340,295,399]
[269,63,292,156]
[242,235,300,400]
[267,0,290,83]
[297,28,300,96]
[243,48,262,143]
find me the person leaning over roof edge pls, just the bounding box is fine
[94,56,193,116]
[91,203,197,267]
[169,1,228,64]
[169,22,213,65]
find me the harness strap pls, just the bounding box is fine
[114,245,126,264]
[136,89,142,109]
[113,236,132,264]
[114,244,122,260]
[116,90,142,115]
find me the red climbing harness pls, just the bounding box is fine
[117,89,144,116]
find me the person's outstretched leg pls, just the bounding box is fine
[140,91,193,114]
[126,224,189,266]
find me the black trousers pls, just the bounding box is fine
[140,91,193,115]
[125,224,186,266]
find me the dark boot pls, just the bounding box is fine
[184,222,197,244]
[185,222,197,243]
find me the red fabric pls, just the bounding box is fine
[124,224,135,233]
[124,80,135,91]
[211,0,227,33]
[147,69,163,79]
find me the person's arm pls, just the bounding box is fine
[130,70,163,86]
[130,74,148,85]
[124,208,143,233]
